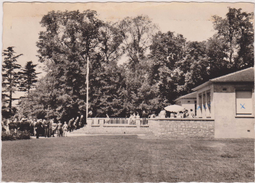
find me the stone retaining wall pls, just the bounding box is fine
[148,118,214,138]
[86,118,215,138]
[86,118,150,134]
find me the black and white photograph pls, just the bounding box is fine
[1,1,254,182]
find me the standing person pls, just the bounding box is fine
[16,118,21,131]
[19,118,25,131]
[177,111,183,118]
[68,118,74,132]
[34,119,38,137]
[184,110,189,118]
[5,119,10,134]
[158,110,166,118]
[78,115,83,127]
[141,110,147,125]
[88,111,93,118]
[8,119,17,133]
[43,119,49,138]
[142,110,147,118]
[62,122,68,137]
[190,109,195,118]
[33,119,37,136]
[128,113,135,125]
[52,122,57,137]
[57,122,63,137]
[35,119,43,139]
[29,118,34,136]
[74,117,79,130]
[49,119,53,137]
[12,118,18,133]
[2,120,6,132]
[106,114,110,124]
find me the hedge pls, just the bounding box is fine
[2,130,30,141]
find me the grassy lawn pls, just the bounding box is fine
[2,135,254,182]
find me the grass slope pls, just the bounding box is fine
[2,136,254,182]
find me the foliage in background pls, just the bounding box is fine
[2,47,22,118]
[212,8,254,68]
[19,61,39,94]
[11,8,254,120]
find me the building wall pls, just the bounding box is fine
[180,98,196,115]
[213,83,254,138]
[148,119,214,138]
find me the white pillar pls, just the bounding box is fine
[197,92,202,117]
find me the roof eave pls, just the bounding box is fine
[192,80,211,91]
[174,92,197,102]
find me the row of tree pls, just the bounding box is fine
[3,8,254,121]
[2,47,38,118]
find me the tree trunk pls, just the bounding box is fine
[9,90,12,113]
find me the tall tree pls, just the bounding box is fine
[98,22,124,64]
[212,8,254,68]
[36,10,127,120]
[2,47,22,115]
[36,10,105,120]
[176,41,209,93]
[119,15,157,70]
[117,15,158,115]
[149,31,186,82]
[88,22,127,117]
[205,35,231,78]
[149,31,186,103]
[19,61,38,94]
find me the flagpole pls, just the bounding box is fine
[86,56,89,122]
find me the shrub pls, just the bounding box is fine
[16,130,31,140]
[2,130,30,141]
[1,131,15,141]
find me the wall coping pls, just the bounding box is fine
[148,118,214,121]
[88,117,214,121]
[103,124,137,127]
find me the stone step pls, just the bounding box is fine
[68,126,153,135]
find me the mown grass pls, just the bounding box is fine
[2,135,254,182]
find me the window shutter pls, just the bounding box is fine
[236,91,252,115]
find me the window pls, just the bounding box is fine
[236,91,253,115]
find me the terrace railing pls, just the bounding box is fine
[89,118,149,127]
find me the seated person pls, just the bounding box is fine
[176,111,183,118]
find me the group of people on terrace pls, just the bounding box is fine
[149,109,195,119]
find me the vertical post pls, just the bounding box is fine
[211,87,214,119]
[197,92,200,117]
[202,92,204,118]
[86,57,89,122]
[205,91,208,117]
[136,117,141,129]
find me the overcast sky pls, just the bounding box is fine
[3,2,254,72]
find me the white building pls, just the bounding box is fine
[176,67,254,138]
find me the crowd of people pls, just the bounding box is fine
[1,115,85,139]
[149,109,195,119]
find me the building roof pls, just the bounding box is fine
[193,67,254,91]
[211,67,254,82]
[175,92,197,102]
